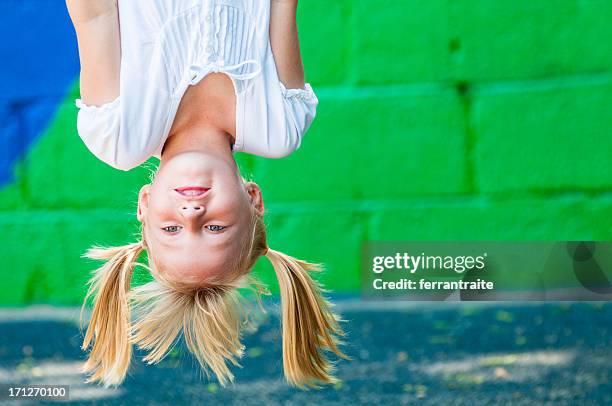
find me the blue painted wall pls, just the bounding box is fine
[0,0,79,184]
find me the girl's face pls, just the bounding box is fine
[136,151,264,286]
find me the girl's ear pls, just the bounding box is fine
[244,182,264,216]
[137,185,151,222]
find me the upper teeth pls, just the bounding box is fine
[181,190,202,196]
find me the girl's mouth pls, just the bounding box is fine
[174,186,210,197]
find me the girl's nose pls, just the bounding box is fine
[179,204,204,218]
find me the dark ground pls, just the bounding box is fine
[0,300,610,405]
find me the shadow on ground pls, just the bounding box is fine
[0,301,610,405]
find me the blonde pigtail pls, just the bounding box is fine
[128,281,258,387]
[266,248,348,388]
[128,281,187,366]
[182,287,245,386]
[79,241,143,387]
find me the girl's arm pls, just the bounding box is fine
[66,0,121,106]
[269,0,305,89]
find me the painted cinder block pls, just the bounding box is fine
[369,196,598,242]
[0,97,69,187]
[589,196,612,238]
[0,101,25,196]
[0,0,78,99]
[0,211,68,305]
[298,0,352,86]
[351,0,452,85]
[21,100,153,209]
[472,77,612,193]
[248,86,468,202]
[251,205,368,293]
[350,0,612,85]
[55,210,141,305]
[450,0,612,81]
[0,209,138,305]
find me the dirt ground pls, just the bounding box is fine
[0,301,610,405]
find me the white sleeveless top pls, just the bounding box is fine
[75,0,318,171]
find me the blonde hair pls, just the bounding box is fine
[80,211,348,388]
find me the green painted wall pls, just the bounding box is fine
[1,0,612,305]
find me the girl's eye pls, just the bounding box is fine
[162,225,182,233]
[206,225,226,232]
